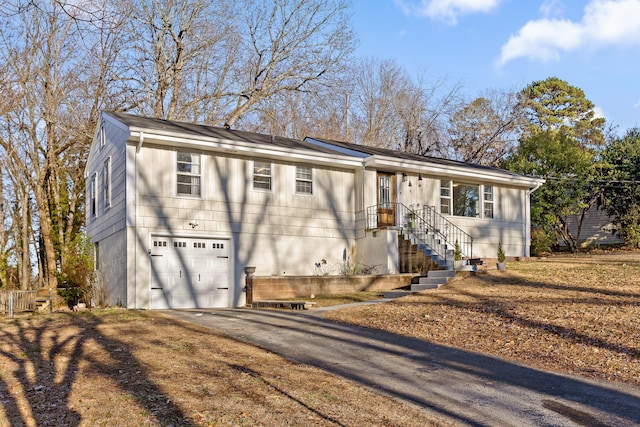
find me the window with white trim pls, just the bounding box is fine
[295,165,312,194]
[440,180,451,215]
[177,152,201,196]
[441,180,494,218]
[453,182,479,217]
[253,161,272,190]
[90,173,97,218]
[103,157,111,209]
[99,124,106,148]
[484,185,494,218]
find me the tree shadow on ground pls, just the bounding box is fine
[0,313,194,426]
[176,307,640,426]
[400,272,640,363]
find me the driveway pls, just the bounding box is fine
[165,305,640,426]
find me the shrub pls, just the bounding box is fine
[58,233,95,307]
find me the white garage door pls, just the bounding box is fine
[149,236,231,309]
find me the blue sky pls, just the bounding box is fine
[351,0,640,134]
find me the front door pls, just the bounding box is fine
[377,172,396,227]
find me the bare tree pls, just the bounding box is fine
[0,1,128,288]
[251,80,352,140]
[123,0,237,121]
[447,89,523,166]
[348,58,460,156]
[222,0,354,128]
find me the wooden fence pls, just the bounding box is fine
[0,290,37,318]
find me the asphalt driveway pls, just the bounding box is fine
[165,305,640,426]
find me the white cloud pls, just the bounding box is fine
[539,0,565,18]
[395,0,502,25]
[498,0,640,66]
[634,99,640,109]
[593,106,607,121]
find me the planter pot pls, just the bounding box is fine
[496,262,506,271]
[453,260,464,270]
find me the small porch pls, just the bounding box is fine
[364,202,475,273]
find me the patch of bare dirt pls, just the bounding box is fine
[0,309,448,426]
[324,252,640,385]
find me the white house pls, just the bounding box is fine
[85,112,544,309]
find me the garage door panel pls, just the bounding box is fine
[149,236,231,309]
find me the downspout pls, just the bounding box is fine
[525,181,543,258]
[134,131,144,308]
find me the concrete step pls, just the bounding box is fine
[383,290,412,298]
[418,277,446,286]
[428,269,455,278]
[411,283,439,292]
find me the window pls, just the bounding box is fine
[177,152,201,196]
[484,185,494,218]
[453,182,479,217]
[99,124,106,148]
[440,180,451,214]
[94,242,99,270]
[253,161,272,190]
[379,175,392,208]
[295,165,312,194]
[90,173,97,218]
[441,180,494,218]
[103,157,111,209]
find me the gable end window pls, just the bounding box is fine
[90,173,97,218]
[99,124,106,148]
[295,165,312,194]
[177,152,201,196]
[253,161,272,190]
[103,157,111,209]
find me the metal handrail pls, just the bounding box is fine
[421,204,474,260]
[365,203,474,264]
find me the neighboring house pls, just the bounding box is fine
[564,205,624,249]
[85,112,544,309]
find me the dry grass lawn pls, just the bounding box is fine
[324,251,640,385]
[0,309,447,426]
[2,251,638,426]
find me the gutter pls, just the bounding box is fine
[134,131,144,309]
[524,180,544,258]
[128,131,362,170]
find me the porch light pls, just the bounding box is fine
[418,174,423,187]
[408,181,412,187]
[402,172,407,182]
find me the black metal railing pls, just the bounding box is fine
[421,204,474,260]
[366,202,473,264]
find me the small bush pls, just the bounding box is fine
[58,233,95,307]
[531,227,553,256]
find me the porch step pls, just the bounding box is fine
[410,283,439,292]
[383,290,412,298]
[410,268,455,292]
[428,269,456,278]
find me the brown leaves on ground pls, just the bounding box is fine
[0,310,448,426]
[324,251,640,385]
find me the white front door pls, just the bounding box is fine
[149,236,231,309]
